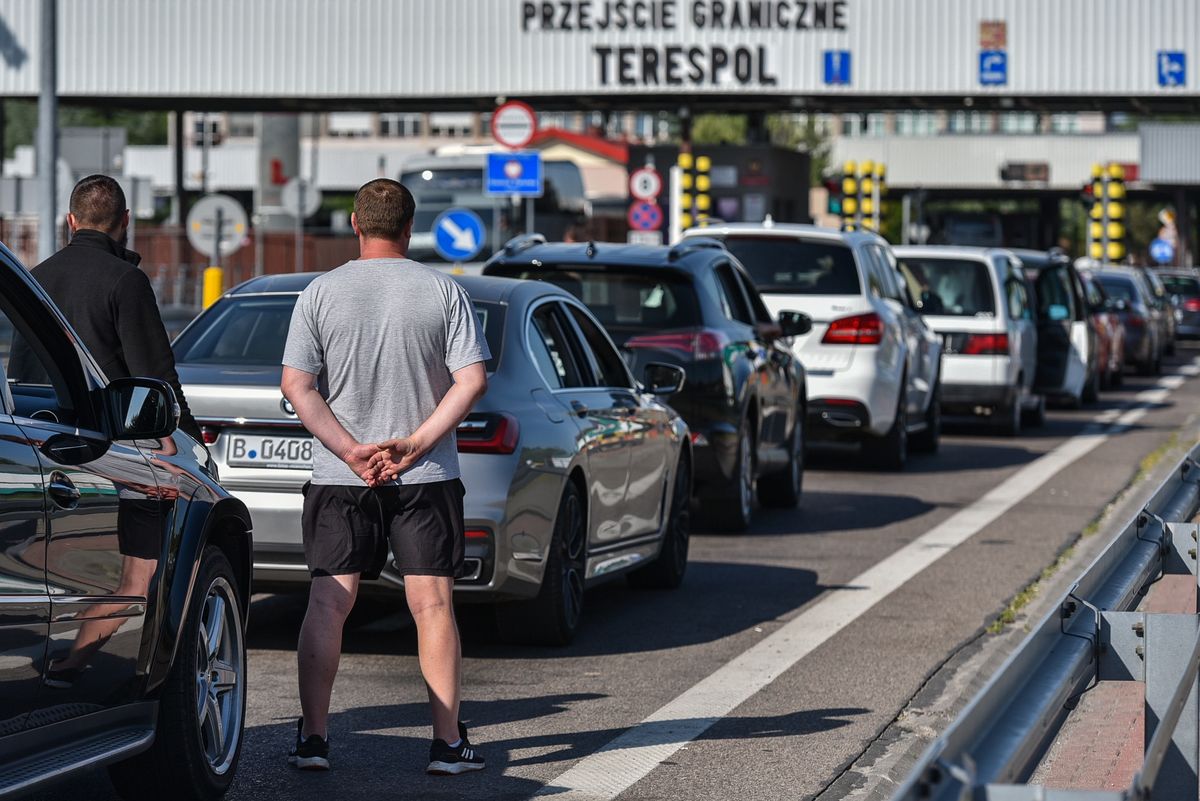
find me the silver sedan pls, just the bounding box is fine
[173,272,693,644]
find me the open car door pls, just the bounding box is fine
[1027,260,1088,401]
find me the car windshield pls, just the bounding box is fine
[491,266,700,344]
[1158,274,1200,298]
[1097,276,1137,304]
[173,295,505,372]
[718,237,861,295]
[897,257,996,317]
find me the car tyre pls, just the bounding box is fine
[864,388,908,470]
[628,452,692,590]
[702,423,755,532]
[999,395,1022,436]
[1082,366,1101,403]
[495,481,586,646]
[109,546,246,801]
[910,384,941,454]
[758,413,803,508]
[1022,393,1047,428]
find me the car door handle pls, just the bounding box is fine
[47,471,81,510]
[570,400,589,417]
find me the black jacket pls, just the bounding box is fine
[26,229,202,442]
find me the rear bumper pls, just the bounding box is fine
[804,357,898,439]
[807,399,871,443]
[940,382,1017,414]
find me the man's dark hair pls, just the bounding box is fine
[69,174,127,233]
[353,179,416,240]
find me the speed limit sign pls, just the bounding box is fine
[629,167,663,201]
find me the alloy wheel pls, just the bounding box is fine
[559,491,586,631]
[738,434,753,521]
[195,577,244,776]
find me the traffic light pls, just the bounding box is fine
[1086,162,1126,263]
[677,150,712,229]
[836,160,887,233]
[824,175,843,215]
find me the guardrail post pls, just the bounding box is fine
[1166,522,1200,612]
[1144,613,1200,797]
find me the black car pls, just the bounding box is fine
[1155,269,1200,340]
[0,242,252,800]
[485,236,810,532]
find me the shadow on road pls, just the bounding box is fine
[746,490,936,533]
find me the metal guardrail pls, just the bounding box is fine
[892,445,1200,801]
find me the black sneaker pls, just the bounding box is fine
[427,721,485,775]
[288,717,330,771]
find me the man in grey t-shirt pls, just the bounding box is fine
[281,179,489,775]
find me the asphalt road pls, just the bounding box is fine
[42,345,1200,801]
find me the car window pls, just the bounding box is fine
[732,267,773,324]
[1097,276,1137,304]
[871,246,906,303]
[719,236,861,295]
[1006,276,1030,320]
[0,292,87,427]
[1083,276,1105,310]
[564,304,634,389]
[529,304,584,389]
[863,254,884,299]
[1159,274,1200,298]
[714,263,754,325]
[896,257,996,317]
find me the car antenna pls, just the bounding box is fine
[586,241,597,258]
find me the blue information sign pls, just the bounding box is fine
[485,152,544,197]
[979,50,1007,86]
[432,208,486,262]
[1150,238,1175,265]
[1158,51,1186,87]
[823,50,851,86]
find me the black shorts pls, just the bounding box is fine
[301,479,466,580]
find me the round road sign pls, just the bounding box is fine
[491,100,537,150]
[1150,237,1175,265]
[187,194,248,259]
[629,167,663,201]
[627,201,664,232]
[281,177,323,219]
[433,208,486,262]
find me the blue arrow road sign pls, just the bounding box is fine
[1158,52,1186,87]
[1150,238,1175,265]
[485,152,544,197]
[823,50,851,85]
[433,208,485,262]
[979,50,1007,85]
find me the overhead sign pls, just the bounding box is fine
[1158,51,1186,87]
[628,201,664,232]
[1150,238,1175,265]
[281,177,322,219]
[485,152,544,197]
[187,194,248,259]
[999,162,1050,182]
[629,166,663,201]
[491,100,537,149]
[979,50,1007,86]
[433,208,486,262]
[823,50,851,86]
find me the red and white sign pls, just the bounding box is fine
[629,166,663,201]
[628,201,664,232]
[491,100,537,150]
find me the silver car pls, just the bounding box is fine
[173,272,692,645]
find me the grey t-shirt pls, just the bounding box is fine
[282,258,490,485]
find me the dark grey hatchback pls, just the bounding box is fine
[0,242,252,800]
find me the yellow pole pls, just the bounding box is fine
[202,266,223,309]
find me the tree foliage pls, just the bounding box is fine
[4,100,168,158]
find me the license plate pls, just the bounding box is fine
[227,434,313,469]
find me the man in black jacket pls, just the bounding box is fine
[20,174,202,442]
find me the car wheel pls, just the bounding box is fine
[628,452,692,589]
[109,546,246,801]
[910,384,941,454]
[758,413,803,508]
[864,388,908,470]
[495,481,586,646]
[1082,366,1101,403]
[1022,393,1047,428]
[702,423,755,532]
[1167,339,1177,356]
[998,394,1022,436]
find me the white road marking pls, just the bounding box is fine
[534,361,1199,800]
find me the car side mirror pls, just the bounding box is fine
[1111,298,1129,312]
[777,310,813,337]
[643,362,686,396]
[101,377,179,440]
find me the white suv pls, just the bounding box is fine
[682,223,942,469]
[893,246,1043,434]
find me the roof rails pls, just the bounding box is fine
[668,236,727,262]
[502,233,547,257]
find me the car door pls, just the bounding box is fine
[713,261,777,448]
[0,347,50,737]
[563,301,670,540]
[527,300,631,548]
[1003,264,1038,393]
[731,265,794,451]
[1,276,166,722]
[873,244,934,418]
[1030,259,1086,399]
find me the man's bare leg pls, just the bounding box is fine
[297,573,359,738]
[404,575,461,742]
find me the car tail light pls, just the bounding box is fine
[456,413,519,454]
[624,328,730,361]
[961,333,1009,355]
[822,312,884,345]
[200,425,221,445]
[465,529,490,540]
[1184,298,1200,312]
